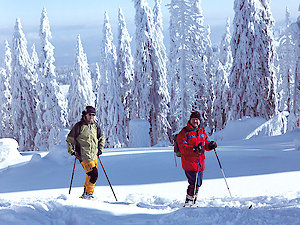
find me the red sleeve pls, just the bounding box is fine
[202,129,211,151]
[177,129,195,156]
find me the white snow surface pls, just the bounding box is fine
[0,118,300,225]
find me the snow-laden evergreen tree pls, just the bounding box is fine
[117,8,134,138]
[219,18,233,76]
[96,61,110,145]
[69,35,96,126]
[0,41,13,138]
[168,0,208,133]
[212,19,232,132]
[202,25,214,132]
[31,44,39,72]
[133,0,170,145]
[288,4,300,130]
[99,12,126,147]
[277,7,296,112]
[0,67,13,138]
[230,0,277,120]
[11,18,38,150]
[94,62,101,94]
[34,8,69,150]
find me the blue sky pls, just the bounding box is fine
[0,0,299,66]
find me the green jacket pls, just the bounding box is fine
[66,118,105,161]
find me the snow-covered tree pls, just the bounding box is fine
[98,12,126,147]
[0,41,13,138]
[288,4,300,130]
[212,19,232,132]
[34,8,69,150]
[219,18,233,76]
[277,7,296,112]
[133,0,170,145]
[230,0,277,120]
[11,18,38,150]
[69,35,96,126]
[117,8,134,137]
[168,0,209,133]
[94,62,101,94]
[0,67,13,138]
[31,44,39,72]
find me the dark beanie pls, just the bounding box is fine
[82,106,96,116]
[190,111,201,120]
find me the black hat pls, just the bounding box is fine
[82,106,96,116]
[190,111,201,120]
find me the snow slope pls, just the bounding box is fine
[0,119,299,225]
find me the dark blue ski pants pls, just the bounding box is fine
[185,170,203,196]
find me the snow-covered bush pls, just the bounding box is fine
[0,138,20,163]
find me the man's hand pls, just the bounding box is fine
[208,141,217,150]
[97,150,102,156]
[193,142,203,152]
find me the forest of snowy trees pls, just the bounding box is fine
[0,0,299,151]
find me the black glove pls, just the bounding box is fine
[97,150,102,156]
[175,151,181,157]
[208,141,217,150]
[193,143,203,152]
[71,151,76,156]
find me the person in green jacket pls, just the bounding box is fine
[66,106,105,199]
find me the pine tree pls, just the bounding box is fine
[0,41,13,138]
[11,18,38,150]
[98,12,126,147]
[212,19,232,131]
[168,0,208,132]
[31,44,39,72]
[288,5,300,130]
[230,0,277,120]
[133,0,170,145]
[277,7,296,112]
[34,8,68,150]
[117,8,134,138]
[69,35,96,126]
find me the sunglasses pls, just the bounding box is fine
[88,113,96,116]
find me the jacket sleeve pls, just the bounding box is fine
[177,130,195,156]
[202,129,211,151]
[66,123,80,155]
[97,125,105,151]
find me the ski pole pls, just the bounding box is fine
[193,152,201,199]
[174,152,177,167]
[69,157,77,194]
[213,149,232,198]
[97,155,118,202]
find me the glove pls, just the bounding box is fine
[208,141,217,150]
[97,150,102,156]
[175,151,181,157]
[193,142,203,152]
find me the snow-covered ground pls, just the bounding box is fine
[0,118,299,225]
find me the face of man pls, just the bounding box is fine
[190,117,200,128]
[85,113,95,123]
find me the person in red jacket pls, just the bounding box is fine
[176,111,217,206]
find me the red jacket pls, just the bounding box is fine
[177,122,211,171]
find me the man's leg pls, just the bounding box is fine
[81,159,98,195]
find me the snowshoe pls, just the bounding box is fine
[183,194,196,207]
[80,192,94,200]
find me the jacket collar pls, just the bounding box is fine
[186,121,201,131]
